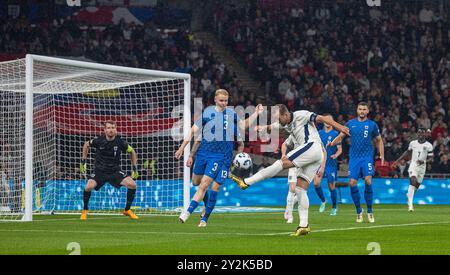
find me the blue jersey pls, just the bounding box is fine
[319,128,340,169]
[346,118,380,160]
[193,106,241,183]
[195,106,241,158]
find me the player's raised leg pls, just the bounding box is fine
[81,179,97,220]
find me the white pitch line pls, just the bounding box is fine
[265,220,450,236]
[1,221,449,237]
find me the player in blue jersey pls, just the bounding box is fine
[315,114,342,215]
[329,102,384,223]
[175,89,262,226]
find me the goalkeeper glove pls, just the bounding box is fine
[80,160,87,174]
[131,165,140,180]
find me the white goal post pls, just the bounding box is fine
[0,54,191,221]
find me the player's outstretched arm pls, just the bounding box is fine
[329,132,346,147]
[239,104,264,131]
[316,115,350,136]
[175,124,199,160]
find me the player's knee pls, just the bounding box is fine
[328,183,335,191]
[85,180,96,191]
[128,180,137,189]
[296,178,309,189]
[198,182,209,192]
[192,175,202,186]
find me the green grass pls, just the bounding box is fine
[1,204,449,255]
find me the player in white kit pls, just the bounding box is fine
[230,104,349,236]
[281,135,327,223]
[391,128,433,212]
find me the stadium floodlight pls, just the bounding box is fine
[0,54,191,221]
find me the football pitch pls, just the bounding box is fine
[1,204,449,255]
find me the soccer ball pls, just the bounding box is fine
[233,152,253,170]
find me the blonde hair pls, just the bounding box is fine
[215,89,229,97]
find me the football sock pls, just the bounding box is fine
[187,200,199,214]
[364,184,373,213]
[245,160,283,185]
[125,188,136,211]
[407,185,417,206]
[295,186,309,228]
[286,191,296,216]
[83,191,91,210]
[350,186,362,214]
[330,188,337,209]
[201,190,218,222]
[315,186,326,203]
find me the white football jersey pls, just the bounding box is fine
[408,140,433,166]
[272,110,321,145]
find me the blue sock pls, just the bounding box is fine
[201,190,218,222]
[203,190,209,206]
[315,186,326,203]
[187,200,199,214]
[364,184,373,213]
[350,186,362,214]
[330,188,337,209]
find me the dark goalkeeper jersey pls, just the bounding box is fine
[89,135,129,173]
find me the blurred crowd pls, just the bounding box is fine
[0,6,255,108]
[213,0,449,175]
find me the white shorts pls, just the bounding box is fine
[286,142,323,184]
[408,164,426,183]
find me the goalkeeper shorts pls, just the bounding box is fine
[88,170,128,191]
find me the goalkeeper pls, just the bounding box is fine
[79,120,140,220]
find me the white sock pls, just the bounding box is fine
[407,185,417,206]
[245,160,283,186]
[286,191,296,216]
[295,186,309,227]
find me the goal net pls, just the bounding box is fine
[0,55,191,221]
